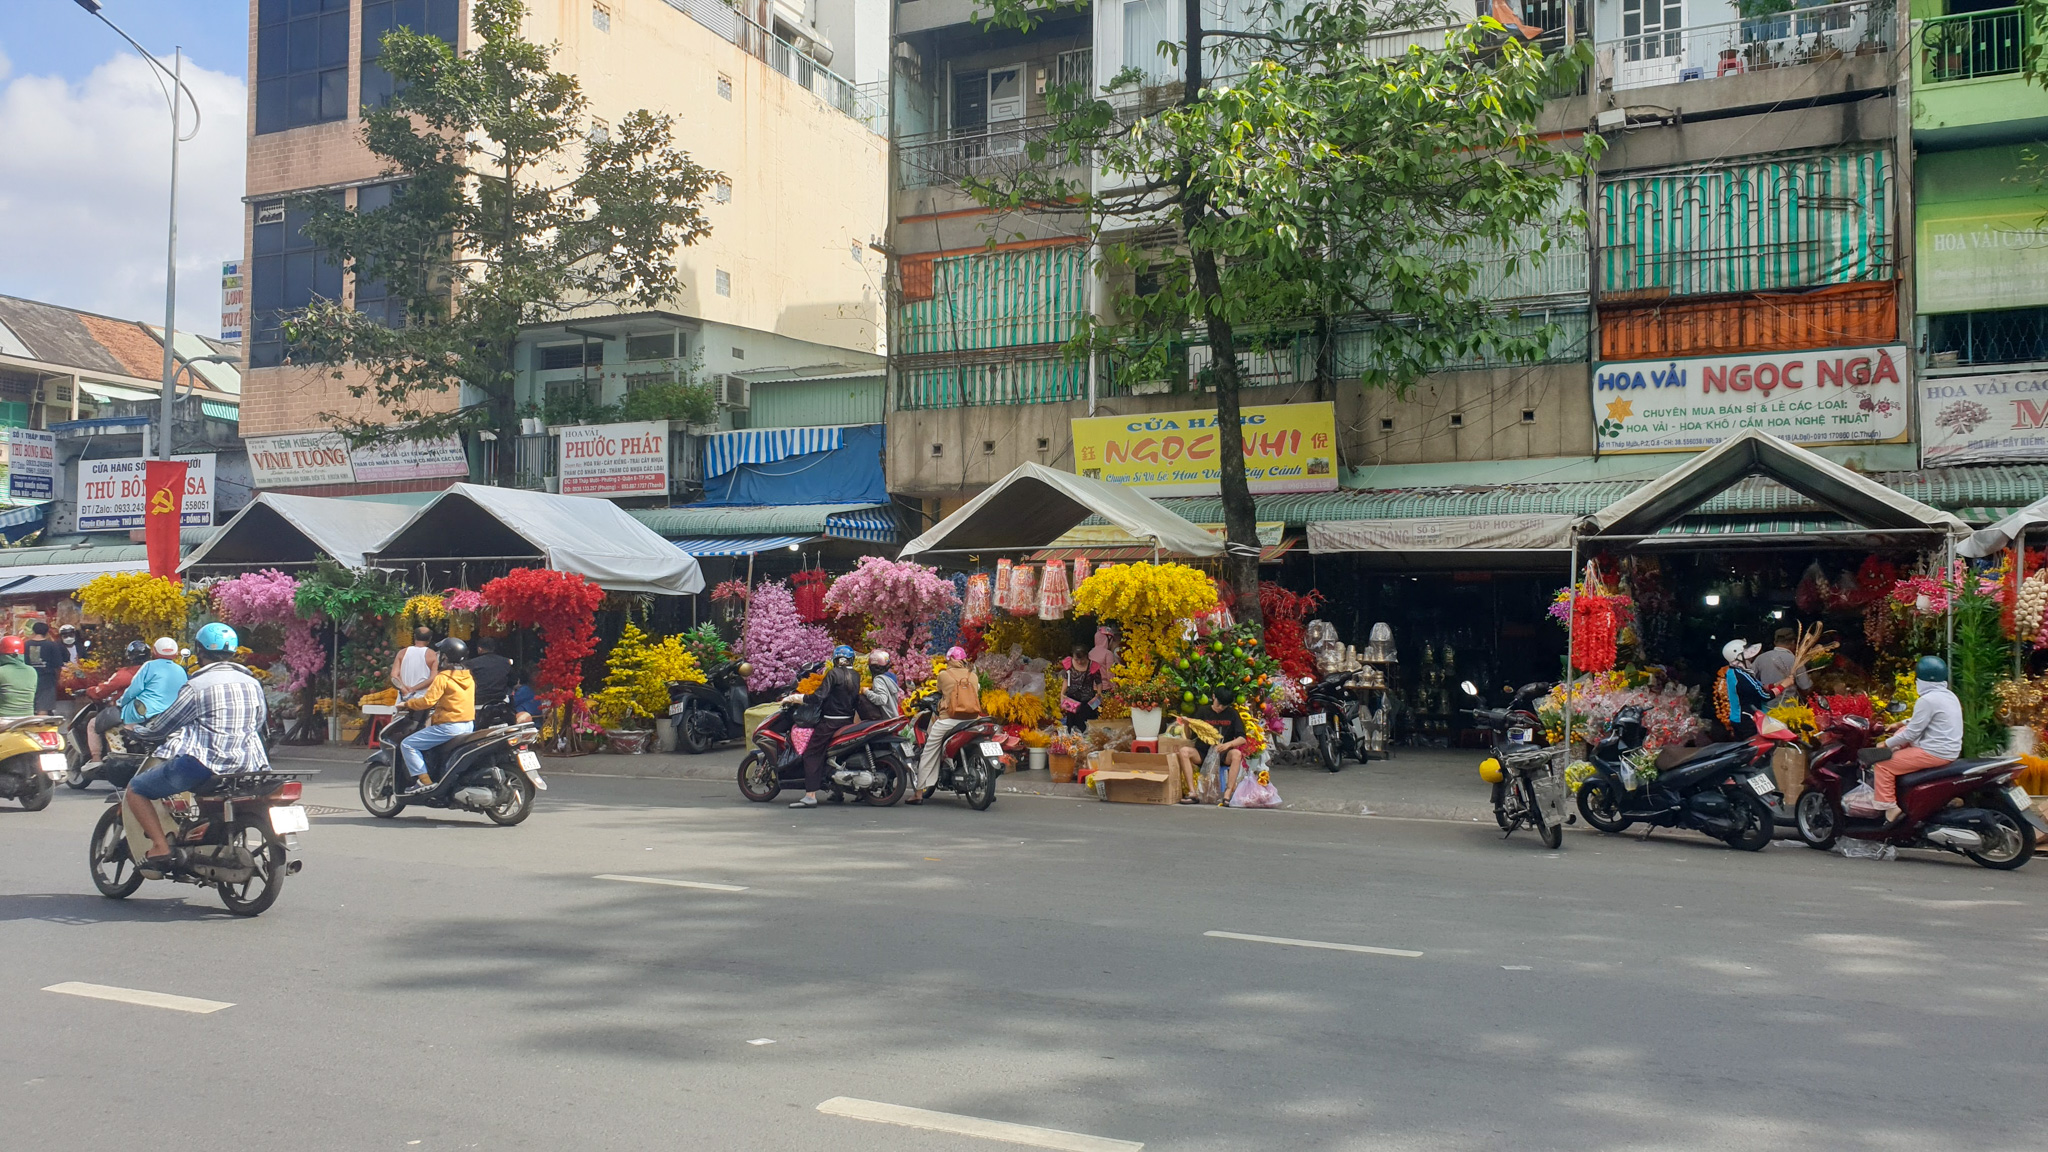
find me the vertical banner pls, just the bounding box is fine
[143,460,188,580]
[7,428,56,501]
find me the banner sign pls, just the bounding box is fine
[220,260,245,342]
[1071,401,1339,495]
[1309,514,1577,554]
[557,420,669,497]
[144,460,188,578]
[246,432,356,488]
[1591,345,1911,454]
[1920,370,2048,465]
[7,428,55,501]
[78,454,215,532]
[349,434,469,483]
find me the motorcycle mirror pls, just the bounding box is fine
[1459,680,1479,697]
[1299,676,1314,686]
[736,661,753,678]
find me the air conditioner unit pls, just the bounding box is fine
[720,373,749,409]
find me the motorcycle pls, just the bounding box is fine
[668,660,754,754]
[1462,679,1566,848]
[1575,704,1782,851]
[63,701,143,791]
[87,759,310,916]
[736,700,914,806]
[358,709,545,825]
[0,715,67,810]
[906,695,1005,809]
[1792,712,2046,869]
[1302,671,1366,772]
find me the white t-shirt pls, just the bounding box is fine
[396,645,432,699]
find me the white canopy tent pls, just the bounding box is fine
[1958,496,2048,559]
[367,483,704,595]
[899,462,1225,559]
[181,493,416,572]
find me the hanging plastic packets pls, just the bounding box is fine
[994,558,1013,612]
[963,573,992,626]
[1038,559,1071,620]
[1008,563,1039,616]
[1071,556,1092,589]
[790,569,830,623]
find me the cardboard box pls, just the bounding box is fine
[1086,750,1182,804]
[1155,734,1195,762]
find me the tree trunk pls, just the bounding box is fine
[493,335,518,484]
[1180,0,1263,629]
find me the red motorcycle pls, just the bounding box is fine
[737,701,913,806]
[906,696,1005,810]
[1794,712,2047,869]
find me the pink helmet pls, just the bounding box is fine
[946,646,968,663]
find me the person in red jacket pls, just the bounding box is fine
[83,640,150,761]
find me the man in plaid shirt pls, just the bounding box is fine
[123,623,270,870]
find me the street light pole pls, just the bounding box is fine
[72,0,201,461]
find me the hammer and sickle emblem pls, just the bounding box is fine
[149,489,176,515]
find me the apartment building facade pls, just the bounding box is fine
[239,0,889,499]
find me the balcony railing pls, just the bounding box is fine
[896,115,1072,189]
[1602,0,1893,92]
[734,13,884,131]
[1920,6,2026,83]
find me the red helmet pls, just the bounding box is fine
[0,636,24,656]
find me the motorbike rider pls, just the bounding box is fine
[784,645,862,810]
[864,649,903,717]
[465,635,515,727]
[1874,655,1963,821]
[0,636,37,715]
[81,640,149,763]
[1716,639,1777,738]
[397,636,476,796]
[122,622,269,871]
[915,646,982,801]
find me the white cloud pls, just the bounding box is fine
[0,52,246,338]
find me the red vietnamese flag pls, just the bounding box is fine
[143,459,188,581]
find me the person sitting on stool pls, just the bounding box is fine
[1874,655,1962,822]
[399,636,475,796]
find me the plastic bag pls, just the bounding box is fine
[1229,767,1282,808]
[1195,748,1224,804]
[1833,837,1896,861]
[963,574,992,626]
[1842,782,1881,816]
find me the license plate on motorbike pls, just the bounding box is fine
[517,749,548,790]
[978,741,1005,759]
[667,701,686,716]
[268,804,310,835]
[37,752,65,776]
[1747,772,1776,796]
[2008,783,2033,809]
[1306,713,1326,727]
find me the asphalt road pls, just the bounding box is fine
[4,753,2046,1151]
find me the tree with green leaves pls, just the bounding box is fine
[968,0,1596,623]
[288,0,721,478]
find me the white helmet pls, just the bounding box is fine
[152,636,178,657]
[868,649,892,668]
[1722,639,1761,666]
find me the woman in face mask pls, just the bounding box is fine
[1874,656,1963,821]
[784,646,863,810]
[1715,639,1775,739]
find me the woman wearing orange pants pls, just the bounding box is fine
[1876,656,1963,819]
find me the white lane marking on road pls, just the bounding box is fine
[817,1097,1142,1151]
[1205,930,1423,958]
[593,874,748,892]
[747,1038,776,1046]
[43,982,234,1014]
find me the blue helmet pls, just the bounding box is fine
[833,645,856,663]
[195,622,238,655]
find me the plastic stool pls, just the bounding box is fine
[1131,738,1158,754]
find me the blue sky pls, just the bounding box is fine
[0,0,252,336]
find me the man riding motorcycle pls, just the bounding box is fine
[121,622,270,872]
[81,639,149,763]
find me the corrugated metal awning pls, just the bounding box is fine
[1030,539,1297,563]
[0,560,149,595]
[670,535,817,556]
[630,503,890,537]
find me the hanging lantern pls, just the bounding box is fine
[1038,560,1071,620]
[994,559,1013,611]
[1008,564,1039,616]
[963,573,992,626]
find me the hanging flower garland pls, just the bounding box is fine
[481,568,604,705]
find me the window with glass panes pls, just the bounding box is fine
[351,183,406,329]
[361,0,461,110]
[248,195,344,369]
[255,0,350,134]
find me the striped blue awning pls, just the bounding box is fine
[824,507,898,543]
[701,426,844,478]
[0,503,46,543]
[671,534,818,557]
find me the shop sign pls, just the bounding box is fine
[246,432,357,488]
[349,434,469,482]
[77,453,215,532]
[1309,515,1576,554]
[556,420,669,497]
[7,428,56,501]
[1071,401,1339,496]
[1919,370,2048,464]
[1918,204,2048,314]
[220,261,244,342]
[1591,345,1910,454]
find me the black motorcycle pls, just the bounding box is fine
[669,660,754,754]
[1575,704,1779,851]
[1302,671,1363,772]
[1460,679,1566,848]
[359,710,544,825]
[64,701,143,791]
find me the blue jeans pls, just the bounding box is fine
[130,754,215,800]
[401,721,473,782]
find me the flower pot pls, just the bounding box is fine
[604,728,651,755]
[1048,752,1077,783]
[1027,747,1048,772]
[1130,707,1163,740]
[654,717,677,753]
